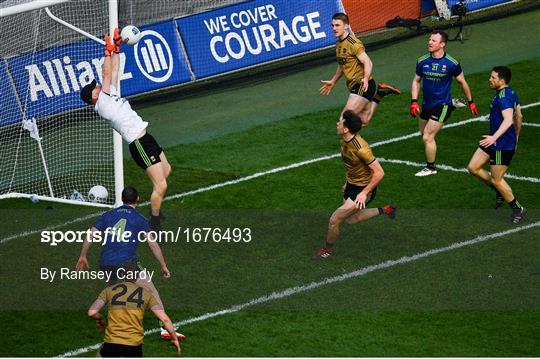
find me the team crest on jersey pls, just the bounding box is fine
[442,65,447,72]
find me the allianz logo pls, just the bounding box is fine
[23,30,173,102]
[24,54,132,103]
[134,30,174,83]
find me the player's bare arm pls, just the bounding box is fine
[146,235,171,278]
[100,28,121,93]
[88,298,106,330]
[110,28,122,88]
[455,72,478,115]
[356,51,373,93]
[76,227,100,270]
[480,108,514,147]
[354,160,384,209]
[101,43,113,94]
[151,307,181,354]
[514,104,523,141]
[320,65,343,95]
[410,75,422,117]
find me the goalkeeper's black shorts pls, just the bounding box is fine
[129,132,163,170]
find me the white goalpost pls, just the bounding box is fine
[0,0,123,207]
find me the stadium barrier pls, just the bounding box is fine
[0,0,530,125]
[176,0,342,79]
[341,0,422,33]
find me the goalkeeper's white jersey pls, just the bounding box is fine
[95,86,148,144]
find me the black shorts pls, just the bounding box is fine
[99,261,144,283]
[350,78,377,101]
[420,104,454,123]
[128,132,163,170]
[343,182,377,204]
[480,146,515,166]
[100,343,142,357]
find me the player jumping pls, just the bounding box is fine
[80,28,169,231]
[320,12,401,127]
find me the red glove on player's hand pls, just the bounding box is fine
[468,100,478,116]
[410,100,420,117]
[113,27,122,53]
[104,34,115,57]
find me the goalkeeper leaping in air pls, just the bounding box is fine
[80,28,169,231]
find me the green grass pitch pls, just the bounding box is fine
[1,12,540,357]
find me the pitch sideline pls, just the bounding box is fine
[2,101,539,244]
[58,220,540,357]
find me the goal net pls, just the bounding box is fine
[0,0,119,207]
[0,0,245,208]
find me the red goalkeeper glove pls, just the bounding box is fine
[104,34,115,57]
[410,99,420,117]
[113,27,122,53]
[468,100,478,116]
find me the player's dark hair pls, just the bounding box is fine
[121,186,139,204]
[332,12,349,24]
[431,30,448,44]
[492,66,511,84]
[342,110,362,134]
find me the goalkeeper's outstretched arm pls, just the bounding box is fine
[111,28,122,88]
[101,37,114,94]
[111,52,120,89]
[101,28,121,93]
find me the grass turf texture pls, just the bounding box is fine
[1,17,540,357]
[0,57,538,357]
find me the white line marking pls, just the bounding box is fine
[0,213,102,244]
[3,101,540,244]
[523,122,540,127]
[58,221,540,357]
[378,157,540,183]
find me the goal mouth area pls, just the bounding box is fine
[1,0,124,208]
[0,193,113,208]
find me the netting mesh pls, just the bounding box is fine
[0,1,114,204]
[0,0,246,205]
[0,0,538,206]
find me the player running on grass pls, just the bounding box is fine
[89,280,181,357]
[80,28,169,231]
[320,12,401,127]
[315,111,397,259]
[76,186,184,340]
[410,30,478,177]
[467,66,525,223]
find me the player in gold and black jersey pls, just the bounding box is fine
[320,13,401,127]
[88,280,182,357]
[315,111,397,259]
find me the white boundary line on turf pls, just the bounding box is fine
[522,122,540,127]
[3,101,540,245]
[378,157,540,183]
[58,220,540,357]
